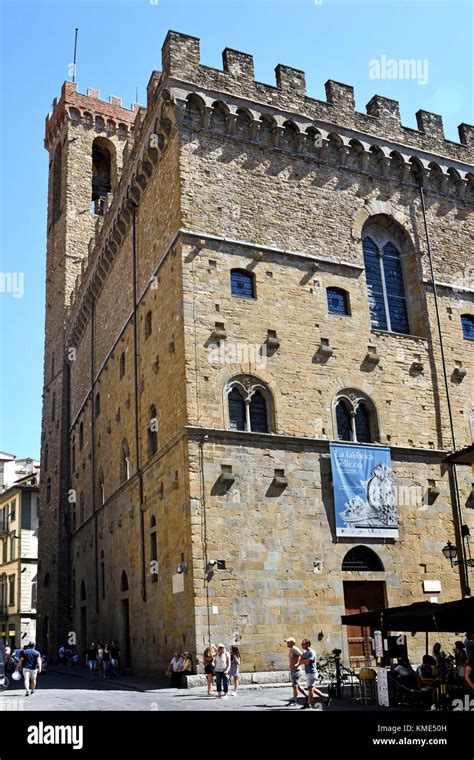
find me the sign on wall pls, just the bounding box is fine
[330,443,398,538]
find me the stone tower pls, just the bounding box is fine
[39,82,137,655]
[39,32,473,674]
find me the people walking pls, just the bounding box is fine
[214,644,230,698]
[102,644,111,678]
[299,639,331,709]
[16,642,42,697]
[110,641,120,676]
[285,636,307,706]
[86,642,98,680]
[203,645,217,695]
[229,646,241,695]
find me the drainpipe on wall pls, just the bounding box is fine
[415,172,470,597]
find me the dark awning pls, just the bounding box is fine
[443,444,474,465]
[341,596,474,632]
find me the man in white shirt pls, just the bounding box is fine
[285,637,307,706]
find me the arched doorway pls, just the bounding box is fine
[342,546,385,668]
[120,571,131,668]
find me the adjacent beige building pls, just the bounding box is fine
[0,469,39,649]
[38,31,474,674]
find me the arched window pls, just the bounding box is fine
[363,236,409,334]
[79,422,84,451]
[327,287,350,316]
[120,570,129,592]
[230,269,255,299]
[79,492,85,524]
[342,546,384,571]
[46,478,51,503]
[228,388,245,431]
[150,516,158,583]
[71,436,76,472]
[10,537,15,562]
[52,143,62,223]
[145,310,152,339]
[80,580,86,601]
[71,502,77,533]
[92,137,115,215]
[335,401,352,441]
[334,389,378,443]
[119,352,125,379]
[249,390,268,433]
[355,403,371,443]
[226,376,273,433]
[95,393,101,418]
[121,440,130,483]
[461,314,474,340]
[148,406,158,458]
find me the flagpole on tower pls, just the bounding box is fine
[72,28,79,83]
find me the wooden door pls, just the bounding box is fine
[343,581,385,667]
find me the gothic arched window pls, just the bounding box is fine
[226,376,273,433]
[334,389,378,443]
[92,137,115,216]
[363,236,409,334]
[230,269,255,299]
[335,401,352,441]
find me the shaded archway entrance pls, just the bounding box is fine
[342,547,386,668]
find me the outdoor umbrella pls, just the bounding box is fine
[341,596,474,632]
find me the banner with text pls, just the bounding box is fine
[330,443,398,538]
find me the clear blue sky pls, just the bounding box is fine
[0,0,472,460]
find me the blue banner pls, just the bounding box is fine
[330,443,398,538]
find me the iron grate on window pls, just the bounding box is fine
[327,288,349,315]
[342,546,384,571]
[231,269,255,299]
[461,314,474,340]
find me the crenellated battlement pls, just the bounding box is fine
[160,30,474,162]
[45,80,141,150]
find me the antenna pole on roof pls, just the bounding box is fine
[72,28,79,83]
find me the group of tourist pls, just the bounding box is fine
[202,644,241,697]
[85,641,121,679]
[390,634,474,705]
[165,650,193,688]
[286,637,331,709]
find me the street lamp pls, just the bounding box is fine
[442,541,474,568]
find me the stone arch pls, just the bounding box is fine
[332,387,380,443]
[342,546,384,571]
[351,200,409,242]
[210,100,229,133]
[120,570,129,593]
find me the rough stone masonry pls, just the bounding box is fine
[38,30,474,675]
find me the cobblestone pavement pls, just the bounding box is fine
[0,669,392,712]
